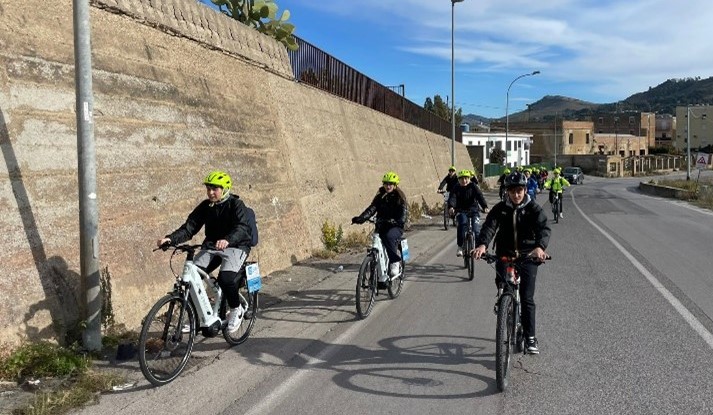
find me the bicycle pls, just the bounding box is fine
[354,218,407,319]
[437,190,458,230]
[480,252,550,392]
[551,191,562,223]
[138,243,260,386]
[456,209,480,281]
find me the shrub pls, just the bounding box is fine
[320,220,343,252]
[341,228,370,250]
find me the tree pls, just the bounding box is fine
[490,148,506,165]
[424,94,463,125]
[211,0,298,50]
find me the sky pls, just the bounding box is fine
[201,0,713,119]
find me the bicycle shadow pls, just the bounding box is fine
[231,333,501,398]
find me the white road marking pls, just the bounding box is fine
[570,189,713,349]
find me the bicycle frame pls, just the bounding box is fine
[369,228,389,282]
[181,259,222,328]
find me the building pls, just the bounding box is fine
[675,105,712,152]
[461,131,533,172]
[655,114,676,148]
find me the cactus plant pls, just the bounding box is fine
[210,0,299,51]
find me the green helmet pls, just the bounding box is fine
[503,168,511,174]
[457,169,472,178]
[448,165,456,172]
[203,170,232,194]
[553,168,561,174]
[382,171,400,185]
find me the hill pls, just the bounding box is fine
[462,76,713,124]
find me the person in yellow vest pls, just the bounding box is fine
[544,168,570,218]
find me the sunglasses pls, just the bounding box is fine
[382,182,396,186]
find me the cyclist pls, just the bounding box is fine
[524,168,539,202]
[544,168,571,218]
[497,168,511,201]
[472,171,551,354]
[448,169,488,257]
[156,171,253,333]
[352,171,408,282]
[437,165,459,194]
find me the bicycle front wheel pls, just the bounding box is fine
[138,294,196,386]
[553,200,559,223]
[443,205,449,230]
[356,255,377,319]
[495,294,514,392]
[223,282,259,346]
[466,232,475,281]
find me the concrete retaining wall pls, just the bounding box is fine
[0,0,472,343]
[638,182,694,199]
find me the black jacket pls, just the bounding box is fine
[167,194,253,249]
[476,195,550,257]
[438,174,459,192]
[357,188,408,228]
[448,182,488,212]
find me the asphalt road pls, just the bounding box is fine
[75,174,713,415]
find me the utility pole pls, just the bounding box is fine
[73,0,102,351]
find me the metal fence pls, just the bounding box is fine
[287,36,460,141]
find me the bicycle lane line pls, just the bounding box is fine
[569,188,713,349]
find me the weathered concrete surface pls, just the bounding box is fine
[638,182,694,199]
[0,0,472,344]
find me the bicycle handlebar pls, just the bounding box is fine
[479,252,552,264]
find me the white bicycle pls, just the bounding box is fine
[138,243,261,386]
[353,218,408,319]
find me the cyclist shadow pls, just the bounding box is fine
[405,263,476,284]
[232,333,502,398]
[258,288,358,324]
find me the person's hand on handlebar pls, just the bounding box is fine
[215,239,229,250]
[437,189,445,194]
[472,244,486,259]
[448,207,455,216]
[157,237,171,248]
[529,247,548,262]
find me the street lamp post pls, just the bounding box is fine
[505,70,540,167]
[450,0,464,167]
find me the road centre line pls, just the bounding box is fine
[570,189,713,349]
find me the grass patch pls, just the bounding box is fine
[341,228,370,250]
[0,342,89,382]
[0,342,127,415]
[15,370,125,415]
[655,178,713,210]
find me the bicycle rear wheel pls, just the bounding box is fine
[223,281,259,346]
[138,294,196,386]
[495,294,514,392]
[356,255,377,318]
[466,232,475,281]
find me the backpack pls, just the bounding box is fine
[245,206,259,247]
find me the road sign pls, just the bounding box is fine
[695,153,711,170]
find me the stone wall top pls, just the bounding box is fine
[92,0,294,78]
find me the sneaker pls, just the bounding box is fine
[525,336,539,354]
[456,246,463,257]
[389,261,401,277]
[559,213,563,218]
[227,305,245,333]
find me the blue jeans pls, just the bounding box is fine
[456,210,480,248]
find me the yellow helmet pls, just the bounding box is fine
[553,168,561,174]
[457,169,472,178]
[448,165,456,172]
[503,168,511,174]
[203,171,232,194]
[382,171,400,185]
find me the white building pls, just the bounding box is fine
[462,132,533,168]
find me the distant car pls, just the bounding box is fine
[562,167,584,185]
